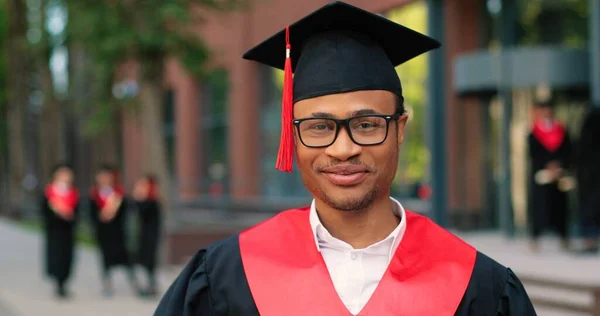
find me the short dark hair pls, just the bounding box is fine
[395,94,405,114]
[97,163,116,174]
[143,173,158,184]
[534,98,553,108]
[51,163,73,176]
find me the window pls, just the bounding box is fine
[258,66,309,199]
[163,90,176,175]
[200,69,230,195]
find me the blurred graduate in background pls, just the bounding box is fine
[133,174,163,297]
[89,164,140,296]
[41,163,80,299]
[527,100,573,252]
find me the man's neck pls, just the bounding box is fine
[314,196,400,249]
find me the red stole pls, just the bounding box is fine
[44,184,80,216]
[239,208,476,315]
[90,185,125,210]
[532,120,565,152]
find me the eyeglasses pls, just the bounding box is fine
[293,113,402,148]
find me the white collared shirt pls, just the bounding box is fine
[309,198,407,315]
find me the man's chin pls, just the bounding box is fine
[319,190,378,212]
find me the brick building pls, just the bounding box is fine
[115,0,596,263]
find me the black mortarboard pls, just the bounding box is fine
[243,1,441,172]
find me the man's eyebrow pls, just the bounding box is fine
[309,112,335,118]
[351,109,379,116]
[305,109,381,119]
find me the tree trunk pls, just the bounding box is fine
[0,109,8,215]
[37,2,65,186]
[38,60,65,186]
[139,72,172,211]
[90,128,120,169]
[5,0,28,217]
[68,45,94,189]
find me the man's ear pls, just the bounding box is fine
[397,113,409,145]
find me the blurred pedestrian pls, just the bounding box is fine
[527,100,573,252]
[132,174,163,296]
[89,164,140,296]
[576,106,600,254]
[41,163,80,299]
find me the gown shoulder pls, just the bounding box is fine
[154,235,254,316]
[456,251,537,315]
[154,247,213,316]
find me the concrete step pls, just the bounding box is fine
[523,281,597,315]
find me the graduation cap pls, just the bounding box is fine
[243,1,441,172]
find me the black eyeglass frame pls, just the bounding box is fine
[292,112,403,148]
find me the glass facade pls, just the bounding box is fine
[164,90,176,175]
[258,66,309,200]
[201,68,230,195]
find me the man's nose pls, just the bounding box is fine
[324,127,362,161]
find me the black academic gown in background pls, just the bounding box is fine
[528,130,572,239]
[41,196,79,285]
[577,109,600,238]
[89,197,132,272]
[135,200,162,274]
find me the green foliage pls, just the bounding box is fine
[518,0,588,47]
[66,0,245,135]
[387,2,429,185]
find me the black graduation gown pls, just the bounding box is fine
[576,109,600,237]
[135,200,162,273]
[41,196,79,283]
[89,197,131,271]
[527,130,572,239]
[154,236,536,316]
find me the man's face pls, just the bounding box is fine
[96,171,114,187]
[293,90,408,212]
[54,167,73,185]
[538,106,553,120]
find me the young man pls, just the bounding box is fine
[527,101,572,252]
[155,2,536,315]
[41,163,80,299]
[89,164,140,296]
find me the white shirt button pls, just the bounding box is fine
[351,252,357,260]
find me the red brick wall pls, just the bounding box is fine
[443,0,483,215]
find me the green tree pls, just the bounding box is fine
[517,0,588,47]
[3,0,29,216]
[65,0,245,201]
[387,2,429,189]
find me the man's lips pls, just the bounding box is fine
[320,165,369,186]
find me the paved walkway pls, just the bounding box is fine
[1,217,599,316]
[0,219,180,316]
[459,232,600,316]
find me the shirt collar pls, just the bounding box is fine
[309,197,407,262]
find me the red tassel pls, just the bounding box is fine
[275,26,294,172]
